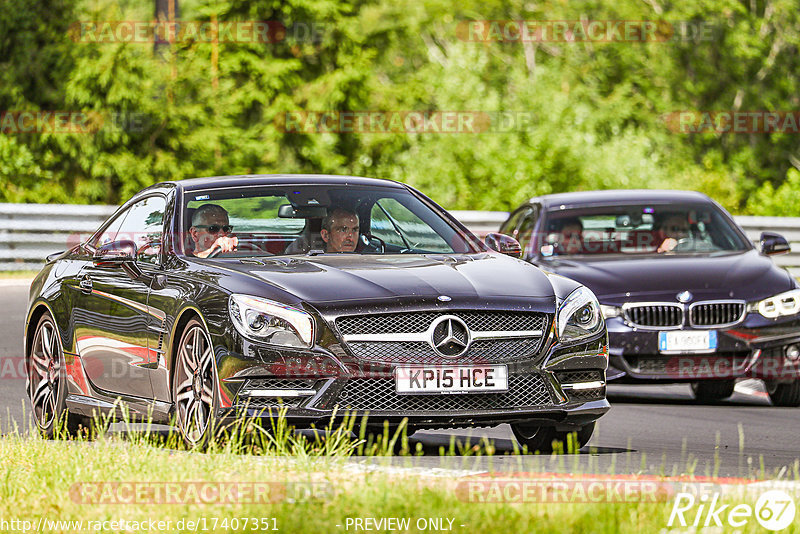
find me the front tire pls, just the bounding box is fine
[172,318,218,448]
[27,312,91,438]
[511,421,595,453]
[766,381,800,407]
[691,380,735,402]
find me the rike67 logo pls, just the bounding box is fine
[668,489,796,531]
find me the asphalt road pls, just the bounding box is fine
[2,279,797,477]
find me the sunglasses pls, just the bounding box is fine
[195,224,234,234]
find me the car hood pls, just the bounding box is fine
[221,253,557,307]
[539,249,794,303]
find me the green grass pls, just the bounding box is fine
[0,412,797,533]
[0,270,39,279]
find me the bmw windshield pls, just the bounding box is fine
[540,203,751,258]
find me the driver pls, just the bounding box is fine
[559,218,583,255]
[321,207,359,253]
[657,213,690,253]
[188,204,238,258]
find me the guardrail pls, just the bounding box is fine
[2,204,800,276]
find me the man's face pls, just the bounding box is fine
[322,211,359,252]
[191,211,231,253]
[662,215,689,239]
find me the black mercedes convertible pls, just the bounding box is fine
[25,175,608,450]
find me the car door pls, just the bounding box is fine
[73,195,167,399]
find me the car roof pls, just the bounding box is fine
[531,189,713,208]
[158,174,407,192]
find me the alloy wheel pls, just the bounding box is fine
[174,322,216,446]
[28,317,61,431]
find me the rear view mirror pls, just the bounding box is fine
[760,232,790,255]
[278,204,328,218]
[93,240,136,264]
[485,232,522,258]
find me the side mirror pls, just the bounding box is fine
[93,240,136,264]
[760,232,790,255]
[485,232,523,258]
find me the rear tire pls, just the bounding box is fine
[766,381,800,407]
[27,312,93,438]
[691,380,735,402]
[511,421,595,453]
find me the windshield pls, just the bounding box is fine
[539,203,750,258]
[181,185,479,258]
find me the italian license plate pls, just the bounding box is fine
[659,331,717,353]
[395,365,508,395]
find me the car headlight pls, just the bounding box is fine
[750,289,800,319]
[229,294,315,348]
[557,286,604,342]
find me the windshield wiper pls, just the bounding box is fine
[376,200,412,250]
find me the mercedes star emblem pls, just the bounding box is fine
[430,315,470,358]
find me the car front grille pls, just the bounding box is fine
[336,311,546,336]
[335,311,550,364]
[624,304,683,328]
[689,302,746,327]
[334,374,552,413]
[346,337,543,364]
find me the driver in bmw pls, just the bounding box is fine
[657,213,690,253]
[189,204,238,258]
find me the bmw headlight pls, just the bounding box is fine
[557,286,604,342]
[750,289,800,319]
[229,294,315,348]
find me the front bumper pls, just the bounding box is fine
[605,314,800,383]
[212,329,610,431]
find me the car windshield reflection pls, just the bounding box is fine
[540,203,750,258]
[181,185,478,258]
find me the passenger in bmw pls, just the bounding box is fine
[321,207,360,253]
[188,204,239,258]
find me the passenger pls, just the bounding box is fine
[559,218,583,255]
[657,213,690,253]
[188,204,238,258]
[321,207,359,253]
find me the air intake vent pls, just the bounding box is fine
[624,304,684,328]
[690,302,745,327]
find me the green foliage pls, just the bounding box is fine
[1,0,799,214]
[748,168,800,216]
